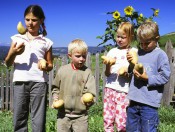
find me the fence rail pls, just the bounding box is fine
[1,41,175,111]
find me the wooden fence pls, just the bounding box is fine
[0,41,175,111]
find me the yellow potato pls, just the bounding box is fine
[128,50,138,65]
[52,99,64,109]
[134,63,144,74]
[17,21,27,35]
[82,93,94,103]
[101,56,116,65]
[118,67,128,76]
[39,59,47,69]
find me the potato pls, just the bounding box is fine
[101,56,116,65]
[134,63,143,74]
[17,21,27,35]
[128,50,138,65]
[118,67,128,76]
[82,93,94,103]
[39,59,47,69]
[52,99,64,109]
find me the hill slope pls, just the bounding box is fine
[159,32,175,47]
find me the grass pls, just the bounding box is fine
[1,96,175,132]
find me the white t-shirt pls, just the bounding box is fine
[11,34,53,82]
[105,47,137,93]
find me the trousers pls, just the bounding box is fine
[13,81,48,132]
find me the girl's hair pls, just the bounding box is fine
[117,22,134,44]
[137,21,160,42]
[24,5,47,36]
[68,39,88,55]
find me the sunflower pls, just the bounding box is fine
[124,6,134,15]
[154,9,159,17]
[139,13,143,18]
[113,11,120,19]
[137,14,144,23]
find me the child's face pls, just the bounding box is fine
[68,50,87,69]
[25,12,43,36]
[116,31,129,49]
[140,39,157,52]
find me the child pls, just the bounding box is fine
[103,22,136,132]
[52,39,96,132]
[5,5,53,131]
[126,21,171,132]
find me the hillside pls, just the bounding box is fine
[159,32,175,47]
[0,46,9,61]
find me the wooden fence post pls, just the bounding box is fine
[10,69,13,111]
[162,40,175,106]
[48,70,54,107]
[0,70,4,110]
[95,53,99,101]
[86,52,91,69]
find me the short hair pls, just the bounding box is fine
[117,22,134,44]
[68,39,88,55]
[137,21,160,42]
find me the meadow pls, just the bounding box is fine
[0,95,175,132]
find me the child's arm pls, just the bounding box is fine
[5,42,25,67]
[105,64,112,76]
[52,68,62,101]
[82,70,96,106]
[134,52,171,86]
[133,68,148,81]
[38,47,53,71]
[147,54,171,86]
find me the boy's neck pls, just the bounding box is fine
[71,63,84,70]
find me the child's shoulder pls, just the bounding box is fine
[11,34,25,39]
[39,35,53,45]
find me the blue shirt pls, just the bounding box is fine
[127,47,171,108]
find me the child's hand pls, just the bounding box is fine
[101,56,116,65]
[127,50,138,65]
[81,93,94,107]
[133,68,148,81]
[81,97,94,107]
[118,67,128,76]
[38,59,47,71]
[10,42,25,55]
[52,99,64,109]
[126,51,134,64]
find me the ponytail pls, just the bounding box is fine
[42,23,47,36]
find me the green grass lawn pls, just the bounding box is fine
[1,98,175,132]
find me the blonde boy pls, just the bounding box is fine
[52,39,96,132]
[126,21,171,132]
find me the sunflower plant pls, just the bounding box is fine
[97,6,159,47]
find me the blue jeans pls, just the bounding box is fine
[126,101,159,132]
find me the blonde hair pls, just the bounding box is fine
[137,21,160,42]
[68,39,88,55]
[117,22,134,44]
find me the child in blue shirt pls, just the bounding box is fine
[126,21,171,132]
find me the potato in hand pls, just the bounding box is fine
[101,56,116,65]
[118,67,128,76]
[134,63,144,74]
[128,50,138,65]
[38,59,47,69]
[52,99,64,109]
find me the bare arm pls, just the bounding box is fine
[105,64,112,77]
[5,42,25,67]
[44,46,53,71]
